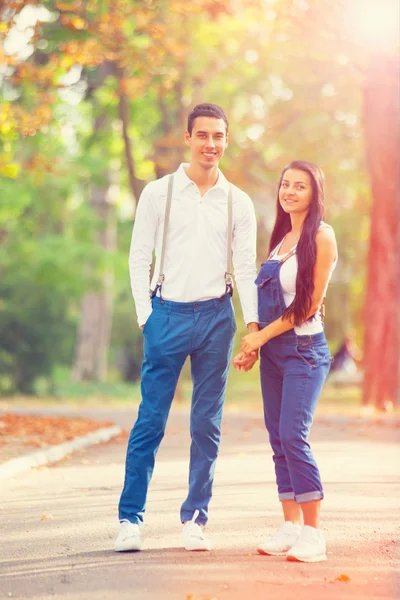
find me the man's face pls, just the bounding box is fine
[185,116,228,169]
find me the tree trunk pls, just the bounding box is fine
[154,87,186,178]
[72,63,117,382]
[72,173,116,382]
[362,54,400,408]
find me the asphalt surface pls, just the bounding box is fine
[0,406,399,600]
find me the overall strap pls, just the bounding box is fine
[151,174,174,299]
[224,185,234,295]
[266,246,297,263]
[278,247,296,264]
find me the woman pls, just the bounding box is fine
[234,160,337,562]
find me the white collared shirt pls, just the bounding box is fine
[129,163,259,327]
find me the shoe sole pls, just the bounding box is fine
[114,541,141,552]
[286,553,327,563]
[257,548,287,556]
[184,545,211,551]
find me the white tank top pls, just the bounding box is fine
[271,222,337,335]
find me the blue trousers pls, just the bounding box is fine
[118,295,236,526]
[260,331,331,503]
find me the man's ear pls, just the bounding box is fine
[225,132,229,148]
[184,130,191,146]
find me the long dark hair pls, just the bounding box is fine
[269,160,325,326]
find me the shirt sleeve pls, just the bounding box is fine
[128,182,158,327]
[232,192,259,325]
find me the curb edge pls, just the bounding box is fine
[0,425,122,481]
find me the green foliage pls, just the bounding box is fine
[0,0,376,395]
[0,276,74,394]
[0,137,123,394]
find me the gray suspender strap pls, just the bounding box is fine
[153,176,234,298]
[224,184,233,293]
[155,174,174,290]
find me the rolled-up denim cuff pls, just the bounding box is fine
[278,491,295,501]
[295,490,324,504]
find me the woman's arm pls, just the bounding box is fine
[241,227,337,354]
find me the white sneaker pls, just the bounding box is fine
[286,525,327,562]
[257,521,301,556]
[182,511,211,551]
[114,520,141,552]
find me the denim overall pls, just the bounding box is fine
[256,249,331,503]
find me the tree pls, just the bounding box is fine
[2,0,262,386]
[71,62,116,381]
[2,0,393,402]
[362,52,400,408]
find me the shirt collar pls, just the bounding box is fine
[174,163,230,196]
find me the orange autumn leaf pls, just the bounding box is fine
[332,573,351,583]
[185,596,219,600]
[71,16,87,30]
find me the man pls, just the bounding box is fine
[115,103,259,553]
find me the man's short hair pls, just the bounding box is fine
[187,103,229,135]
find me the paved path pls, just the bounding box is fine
[0,407,399,600]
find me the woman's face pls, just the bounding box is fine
[279,168,313,215]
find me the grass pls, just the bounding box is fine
[0,359,374,417]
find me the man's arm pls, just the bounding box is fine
[231,191,259,371]
[129,183,158,328]
[231,191,259,328]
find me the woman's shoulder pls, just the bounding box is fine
[316,221,338,260]
[317,221,336,241]
[318,220,335,232]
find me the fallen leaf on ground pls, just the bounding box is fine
[186,595,219,600]
[0,413,114,448]
[331,573,351,583]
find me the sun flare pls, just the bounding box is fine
[345,0,400,52]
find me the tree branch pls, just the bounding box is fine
[114,66,144,205]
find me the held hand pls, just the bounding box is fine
[232,351,258,372]
[241,331,266,355]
